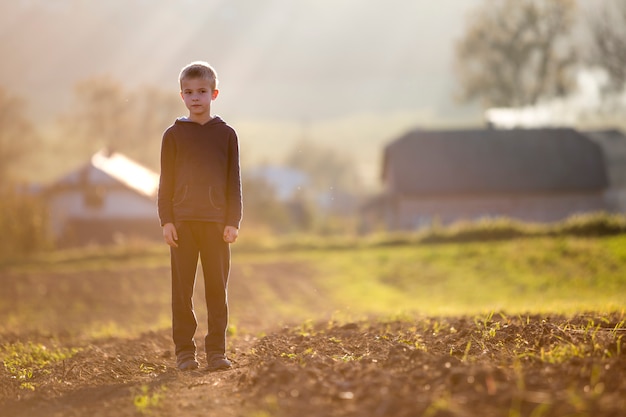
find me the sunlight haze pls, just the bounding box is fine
[5,0,592,187]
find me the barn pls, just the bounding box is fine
[586,129,626,213]
[363,128,610,231]
[45,149,161,246]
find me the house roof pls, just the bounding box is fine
[91,150,159,198]
[50,149,160,199]
[382,128,608,195]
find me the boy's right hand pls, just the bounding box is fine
[162,223,178,248]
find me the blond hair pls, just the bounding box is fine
[179,61,218,91]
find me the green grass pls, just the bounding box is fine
[1,233,625,338]
[298,235,626,317]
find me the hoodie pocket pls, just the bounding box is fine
[208,186,226,210]
[173,185,224,211]
[172,185,189,207]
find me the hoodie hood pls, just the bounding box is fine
[175,116,226,126]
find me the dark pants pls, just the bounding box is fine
[170,221,230,358]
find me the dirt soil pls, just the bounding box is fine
[0,262,625,416]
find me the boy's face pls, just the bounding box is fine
[180,77,219,119]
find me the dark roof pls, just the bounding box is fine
[383,128,608,195]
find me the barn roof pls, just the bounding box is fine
[382,128,608,195]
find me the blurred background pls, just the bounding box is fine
[1,0,625,254]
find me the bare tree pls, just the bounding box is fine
[60,77,181,168]
[60,76,131,157]
[125,86,184,170]
[454,0,578,108]
[587,0,626,94]
[0,86,37,183]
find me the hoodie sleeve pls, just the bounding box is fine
[225,130,243,229]
[157,129,176,226]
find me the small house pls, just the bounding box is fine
[46,149,161,245]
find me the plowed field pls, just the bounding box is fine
[1,248,625,416]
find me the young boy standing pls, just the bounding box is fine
[158,61,242,371]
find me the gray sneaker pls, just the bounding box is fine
[176,352,199,371]
[207,354,232,371]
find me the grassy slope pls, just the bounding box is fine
[0,235,624,338]
[235,234,626,326]
[304,235,626,318]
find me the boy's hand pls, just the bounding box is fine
[162,223,178,248]
[223,225,239,243]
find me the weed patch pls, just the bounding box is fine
[133,384,167,414]
[1,342,79,391]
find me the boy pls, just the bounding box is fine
[157,61,242,372]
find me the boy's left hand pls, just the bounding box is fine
[223,225,239,243]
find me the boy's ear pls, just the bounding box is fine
[212,89,219,100]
